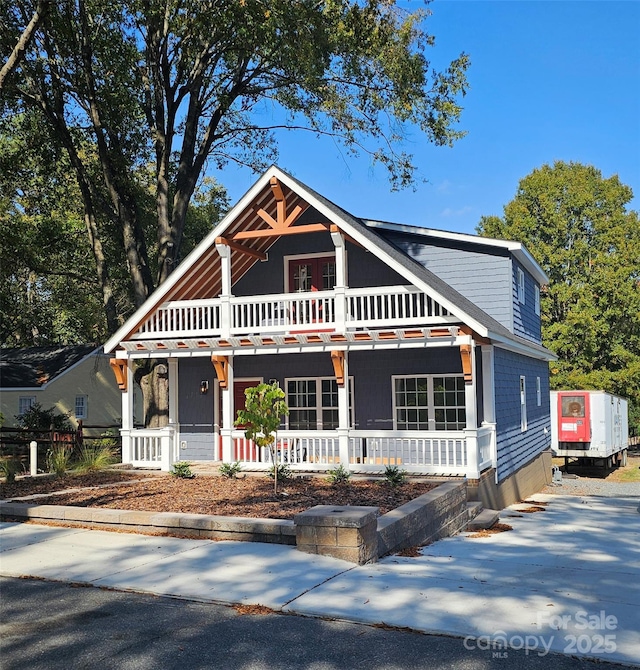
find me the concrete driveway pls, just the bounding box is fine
[1,492,638,665]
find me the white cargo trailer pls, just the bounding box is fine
[550,390,629,469]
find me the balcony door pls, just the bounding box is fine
[288,255,336,293]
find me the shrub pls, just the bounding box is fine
[47,445,72,477]
[16,402,72,432]
[383,464,407,487]
[0,456,22,483]
[171,461,195,478]
[74,446,116,473]
[327,464,351,485]
[268,463,291,482]
[219,461,242,478]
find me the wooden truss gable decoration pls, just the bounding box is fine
[110,359,128,391]
[211,355,229,389]
[231,177,325,241]
[331,350,345,386]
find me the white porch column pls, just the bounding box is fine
[167,358,179,466]
[168,358,179,426]
[216,242,232,338]
[481,344,498,479]
[120,359,134,464]
[220,355,235,462]
[463,342,480,478]
[337,351,350,467]
[331,226,347,332]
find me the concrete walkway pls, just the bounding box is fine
[1,492,639,666]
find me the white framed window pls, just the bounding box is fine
[520,376,527,431]
[393,375,466,431]
[285,377,353,429]
[534,285,541,316]
[284,252,337,293]
[18,396,36,416]
[517,268,525,304]
[536,377,541,407]
[75,395,88,419]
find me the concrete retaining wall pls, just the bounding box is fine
[1,480,469,564]
[377,481,468,557]
[0,502,296,544]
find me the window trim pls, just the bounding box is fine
[517,267,525,304]
[534,285,541,316]
[284,376,354,430]
[284,252,337,293]
[520,376,528,431]
[392,374,467,432]
[75,394,88,420]
[536,377,541,407]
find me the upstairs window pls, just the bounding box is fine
[517,268,525,304]
[534,285,541,316]
[288,255,336,293]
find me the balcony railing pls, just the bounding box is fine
[133,285,457,340]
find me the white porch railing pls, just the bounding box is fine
[477,424,495,471]
[348,430,468,474]
[122,427,178,470]
[132,285,456,339]
[122,426,495,476]
[230,430,341,465]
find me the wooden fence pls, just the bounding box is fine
[0,422,121,467]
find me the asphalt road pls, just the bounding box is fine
[0,577,633,670]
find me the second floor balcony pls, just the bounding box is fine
[132,285,460,341]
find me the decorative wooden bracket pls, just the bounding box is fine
[211,355,229,389]
[331,350,345,386]
[110,359,128,391]
[215,236,267,260]
[459,344,473,384]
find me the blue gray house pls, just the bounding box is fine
[105,166,556,507]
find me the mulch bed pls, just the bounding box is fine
[1,471,438,521]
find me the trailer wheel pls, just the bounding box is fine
[621,449,628,467]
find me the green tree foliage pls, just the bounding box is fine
[1,0,469,314]
[477,161,640,433]
[235,382,289,493]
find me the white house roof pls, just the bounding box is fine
[105,166,556,361]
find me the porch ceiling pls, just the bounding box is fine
[117,326,468,358]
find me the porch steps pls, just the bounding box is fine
[466,507,501,531]
[466,501,483,520]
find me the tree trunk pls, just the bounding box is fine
[136,361,169,429]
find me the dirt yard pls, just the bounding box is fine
[0,470,439,520]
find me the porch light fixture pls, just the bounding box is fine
[200,380,209,395]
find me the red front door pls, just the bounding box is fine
[233,380,260,460]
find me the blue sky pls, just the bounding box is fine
[214,1,640,235]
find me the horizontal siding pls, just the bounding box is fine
[494,347,551,482]
[512,260,542,344]
[382,232,513,331]
[178,349,470,432]
[233,232,404,296]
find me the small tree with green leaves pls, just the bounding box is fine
[234,382,289,494]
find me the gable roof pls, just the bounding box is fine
[0,344,100,390]
[104,166,555,361]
